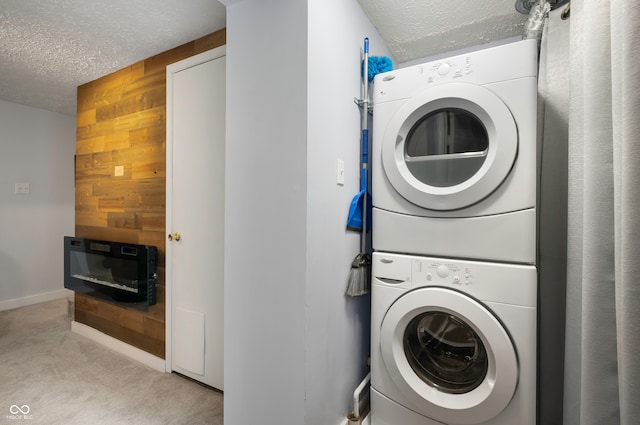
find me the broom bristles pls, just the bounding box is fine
[346,253,371,296]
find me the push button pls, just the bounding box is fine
[437,63,450,76]
[436,265,449,278]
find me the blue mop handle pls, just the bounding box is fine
[361,129,368,166]
[361,38,369,236]
[360,128,368,192]
[361,37,369,194]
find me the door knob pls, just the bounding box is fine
[168,232,181,242]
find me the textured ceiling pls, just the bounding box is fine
[357,0,528,64]
[0,0,529,117]
[0,0,226,116]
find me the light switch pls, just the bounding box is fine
[114,165,124,177]
[15,182,30,194]
[337,159,345,185]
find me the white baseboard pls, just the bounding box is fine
[71,321,166,372]
[0,289,72,312]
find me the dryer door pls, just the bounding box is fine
[381,82,518,211]
[379,287,518,425]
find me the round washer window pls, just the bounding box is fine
[404,311,488,394]
[405,108,489,188]
[378,286,519,424]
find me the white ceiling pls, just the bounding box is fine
[0,0,534,116]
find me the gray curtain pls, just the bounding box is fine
[563,1,640,425]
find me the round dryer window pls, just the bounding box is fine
[380,287,518,425]
[381,82,518,211]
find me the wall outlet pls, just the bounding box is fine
[15,182,30,194]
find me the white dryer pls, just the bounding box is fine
[371,40,538,263]
[370,252,536,425]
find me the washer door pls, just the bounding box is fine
[381,82,518,211]
[380,287,518,425]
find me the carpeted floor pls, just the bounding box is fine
[0,298,223,424]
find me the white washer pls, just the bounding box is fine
[371,40,538,263]
[370,252,536,425]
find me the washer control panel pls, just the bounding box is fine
[372,252,537,307]
[413,258,474,287]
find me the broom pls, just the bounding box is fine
[345,39,393,297]
[345,156,370,296]
[346,38,370,296]
[345,38,372,297]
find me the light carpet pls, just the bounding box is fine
[0,298,223,424]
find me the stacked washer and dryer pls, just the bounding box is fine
[369,40,539,425]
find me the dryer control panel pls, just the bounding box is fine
[372,39,538,105]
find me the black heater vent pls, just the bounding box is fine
[64,237,157,312]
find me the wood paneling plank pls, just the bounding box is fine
[194,29,226,53]
[75,211,109,227]
[107,212,142,230]
[141,213,165,232]
[129,124,165,148]
[76,109,96,128]
[96,86,166,122]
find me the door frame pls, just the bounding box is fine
[165,45,226,373]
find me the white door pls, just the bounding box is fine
[166,47,225,390]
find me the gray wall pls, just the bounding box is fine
[224,0,308,423]
[0,100,75,309]
[306,1,390,424]
[223,0,391,423]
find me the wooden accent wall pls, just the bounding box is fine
[74,29,226,358]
